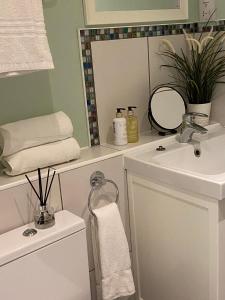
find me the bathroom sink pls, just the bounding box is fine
[124,124,225,200]
[153,134,225,176]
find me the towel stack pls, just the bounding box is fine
[0,112,80,176]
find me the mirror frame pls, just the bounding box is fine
[83,0,189,25]
[148,86,186,134]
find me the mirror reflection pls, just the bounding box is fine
[94,0,225,22]
[95,0,179,12]
[148,87,186,134]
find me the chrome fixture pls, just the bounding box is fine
[88,171,119,217]
[23,228,38,237]
[179,112,208,143]
[194,147,201,158]
[156,146,166,151]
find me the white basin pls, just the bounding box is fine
[125,124,225,200]
[153,134,225,176]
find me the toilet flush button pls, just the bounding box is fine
[23,228,38,237]
[156,145,166,151]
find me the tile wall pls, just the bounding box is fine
[91,38,150,144]
[80,21,225,145]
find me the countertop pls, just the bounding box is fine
[0,130,173,191]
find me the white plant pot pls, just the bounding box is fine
[187,103,211,126]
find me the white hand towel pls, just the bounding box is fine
[1,137,80,176]
[0,0,54,77]
[93,203,135,300]
[0,111,73,156]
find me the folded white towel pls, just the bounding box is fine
[93,203,135,300]
[1,137,80,176]
[0,0,54,77]
[0,111,73,156]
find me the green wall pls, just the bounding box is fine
[217,0,225,20]
[190,0,225,21]
[0,0,224,148]
[0,0,89,147]
[187,0,199,22]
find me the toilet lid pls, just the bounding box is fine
[0,210,85,266]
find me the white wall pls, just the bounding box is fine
[59,156,131,300]
[91,34,187,144]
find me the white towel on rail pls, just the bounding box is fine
[0,0,54,77]
[93,203,135,300]
[1,137,80,176]
[0,111,73,156]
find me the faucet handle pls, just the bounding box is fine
[183,112,208,123]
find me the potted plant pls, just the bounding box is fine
[159,25,225,126]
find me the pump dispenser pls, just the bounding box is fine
[116,108,124,118]
[127,106,139,143]
[113,108,128,146]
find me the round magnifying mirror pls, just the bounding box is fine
[148,86,186,134]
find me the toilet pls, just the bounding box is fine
[0,210,91,300]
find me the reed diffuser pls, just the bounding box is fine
[25,168,56,229]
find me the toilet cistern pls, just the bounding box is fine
[0,210,91,300]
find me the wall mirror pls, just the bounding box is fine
[83,0,189,25]
[148,87,186,134]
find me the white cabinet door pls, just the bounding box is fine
[128,173,219,300]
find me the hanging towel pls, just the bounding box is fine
[0,111,73,156]
[91,217,103,300]
[1,137,80,176]
[93,203,135,300]
[0,0,54,77]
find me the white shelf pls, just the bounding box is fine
[0,129,188,191]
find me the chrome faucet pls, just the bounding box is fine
[179,112,208,143]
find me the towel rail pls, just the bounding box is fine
[88,171,119,216]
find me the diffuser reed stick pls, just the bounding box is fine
[25,167,56,229]
[44,168,50,205]
[25,167,56,208]
[38,168,44,206]
[25,174,41,201]
[44,170,56,206]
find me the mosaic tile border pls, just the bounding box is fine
[79,20,225,146]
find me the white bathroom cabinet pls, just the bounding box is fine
[127,172,225,300]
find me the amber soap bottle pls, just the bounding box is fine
[127,106,139,143]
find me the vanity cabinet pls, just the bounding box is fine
[127,172,225,300]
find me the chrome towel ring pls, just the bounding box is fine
[88,171,119,217]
